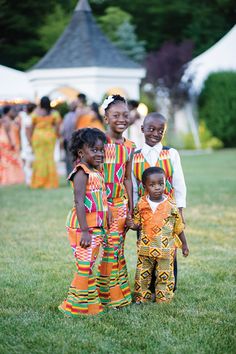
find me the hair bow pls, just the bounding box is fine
[101,96,115,111]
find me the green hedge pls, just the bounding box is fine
[199,72,236,147]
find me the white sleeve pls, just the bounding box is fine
[25,115,32,127]
[170,149,187,208]
[131,159,139,207]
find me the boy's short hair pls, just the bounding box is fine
[143,112,167,125]
[142,166,166,185]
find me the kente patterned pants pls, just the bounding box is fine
[134,251,175,303]
[97,201,132,308]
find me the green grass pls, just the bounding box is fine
[1,149,236,354]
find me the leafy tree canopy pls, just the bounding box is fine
[0,0,235,70]
[199,72,236,147]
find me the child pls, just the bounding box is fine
[132,112,186,291]
[59,128,108,316]
[97,95,136,308]
[127,167,189,303]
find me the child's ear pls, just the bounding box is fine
[103,113,109,124]
[141,125,144,133]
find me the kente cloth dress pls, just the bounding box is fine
[59,163,108,316]
[97,136,136,308]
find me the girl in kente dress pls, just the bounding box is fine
[97,95,136,308]
[59,128,109,316]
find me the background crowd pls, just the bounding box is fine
[0,93,142,188]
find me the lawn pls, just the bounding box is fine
[0,149,236,354]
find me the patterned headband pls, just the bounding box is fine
[101,96,115,111]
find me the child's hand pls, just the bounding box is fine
[126,214,134,228]
[80,231,91,249]
[182,243,189,257]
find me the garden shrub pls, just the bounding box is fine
[199,72,236,147]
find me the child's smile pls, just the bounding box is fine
[105,103,129,134]
[141,117,166,147]
[79,139,105,169]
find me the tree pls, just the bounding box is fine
[38,5,70,52]
[145,40,194,106]
[93,0,235,55]
[98,6,145,62]
[98,6,131,42]
[199,72,236,147]
[0,0,57,69]
[113,22,146,62]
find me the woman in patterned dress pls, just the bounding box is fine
[30,96,61,189]
[0,106,24,185]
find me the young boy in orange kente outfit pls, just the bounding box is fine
[127,167,189,303]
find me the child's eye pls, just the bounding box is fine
[93,149,97,153]
[149,128,154,132]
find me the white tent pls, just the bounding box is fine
[182,25,236,93]
[0,65,35,102]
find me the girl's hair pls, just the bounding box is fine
[104,94,126,113]
[40,96,51,114]
[70,128,107,161]
[142,166,166,185]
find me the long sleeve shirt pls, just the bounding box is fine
[132,142,187,208]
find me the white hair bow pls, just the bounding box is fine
[101,96,115,111]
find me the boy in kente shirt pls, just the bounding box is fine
[132,112,186,293]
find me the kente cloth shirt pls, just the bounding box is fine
[146,195,167,213]
[134,195,184,257]
[132,142,186,208]
[66,163,108,229]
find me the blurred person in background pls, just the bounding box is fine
[0,106,24,185]
[75,93,105,131]
[124,100,145,148]
[16,103,36,185]
[30,96,61,189]
[61,101,77,176]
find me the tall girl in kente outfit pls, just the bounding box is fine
[97,95,136,308]
[59,128,108,316]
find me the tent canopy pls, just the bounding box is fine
[183,25,236,94]
[0,65,35,102]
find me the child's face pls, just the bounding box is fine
[144,172,166,201]
[105,102,129,134]
[141,117,166,147]
[79,139,105,169]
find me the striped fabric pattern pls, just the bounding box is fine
[65,163,108,229]
[133,197,184,303]
[59,228,106,316]
[103,137,136,200]
[97,201,132,307]
[133,147,174,199]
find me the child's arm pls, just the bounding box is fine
[178,231,189,257]
[171,149,187,223]
[73,169,91,249]
[178,207,185,225]
[131,161,139,207]
[124,157,134,214]
[126,214,140,230]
